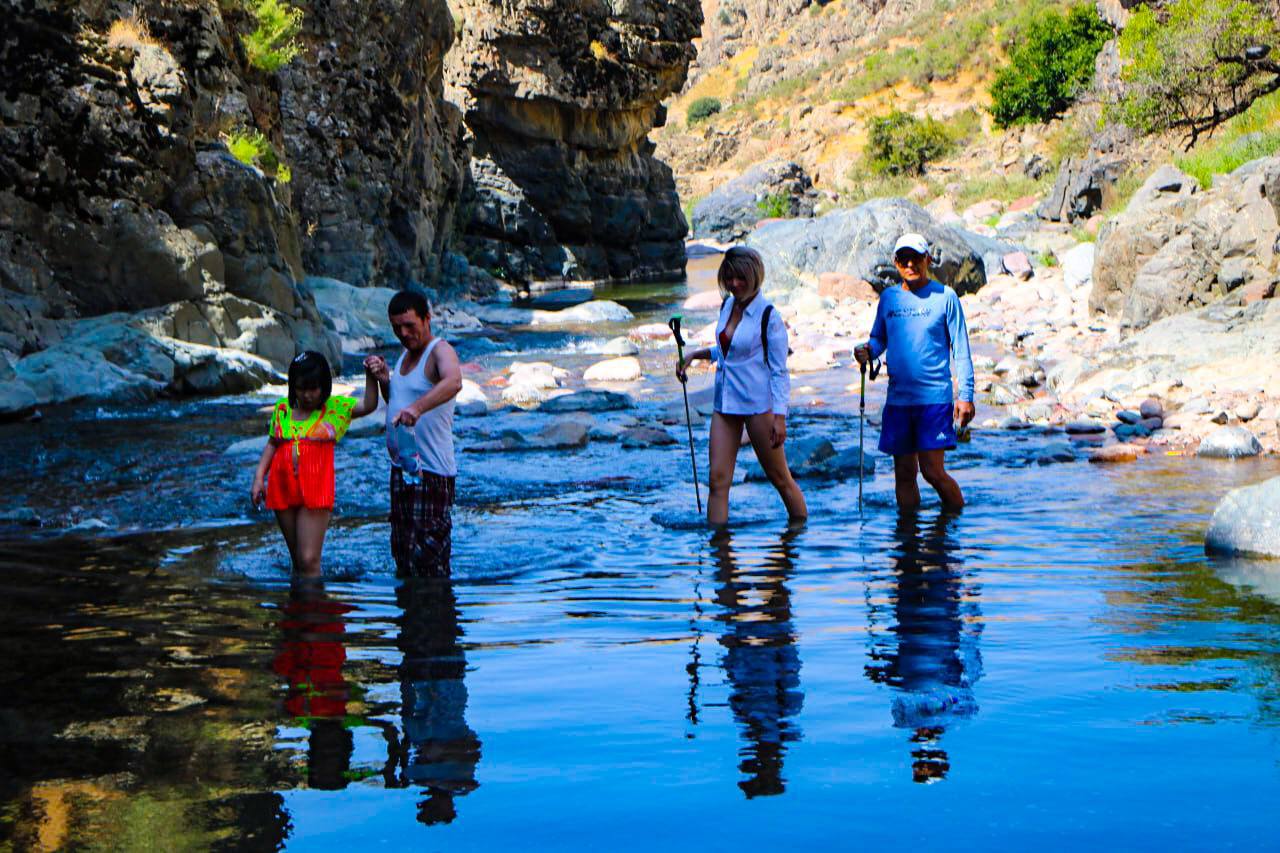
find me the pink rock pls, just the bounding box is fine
[817,272,876,302]
[628,322,673,341]
[1089,443,1147,463]
[1008,195,1038,212]
[682,290,723,311]
[1002,252,1034,280]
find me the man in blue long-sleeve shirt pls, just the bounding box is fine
[855,233,975,510]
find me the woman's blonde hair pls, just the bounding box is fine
[717,246,766,299]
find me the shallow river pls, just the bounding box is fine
[3,264,1280,850]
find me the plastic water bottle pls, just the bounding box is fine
[891,688,977,727]
[395,423,423,484]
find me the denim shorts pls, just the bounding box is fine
[879,403,957,456]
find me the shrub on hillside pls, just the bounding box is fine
[756,193,792,219]
[864,110,952,176]
[223,128,292,183]
[1110,0,1279,149]
[988,3,1111,128]
[241,0,304,72]
[687,97,723,126]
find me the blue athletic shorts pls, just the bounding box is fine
[879,403,957,456]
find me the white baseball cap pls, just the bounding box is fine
[893,233,930,256]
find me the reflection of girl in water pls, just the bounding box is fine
[712,529,803,798]
[864,512,983,783]
[272,577,355,790]
[390,578,481,825]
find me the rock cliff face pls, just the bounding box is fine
[447,0,702,284]
[281,0,467,286]
[0,0,467,414]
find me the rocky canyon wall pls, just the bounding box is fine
[447,0,702,284]
[0,0,467,415]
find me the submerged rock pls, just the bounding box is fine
[539,390,634,413]
[620,426,677,448]
[1205,476,1280,558]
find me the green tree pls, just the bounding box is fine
[686,96,723,126]
[1111,0,1280,149]
[241,0,304,72]
[864,110,952,176]
[989,3,1112,127]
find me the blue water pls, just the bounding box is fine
[2,269,1280,849]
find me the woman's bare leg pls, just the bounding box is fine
[275,508,300,568]
[293,508,332,576]
[707,413,745,526]
[744,413,807,521]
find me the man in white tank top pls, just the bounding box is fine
[364,290,463,576]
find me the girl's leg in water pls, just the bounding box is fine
[293,508,332,576]
[744,412,807,522]
[275,508,300,567]
[707,413,746,527]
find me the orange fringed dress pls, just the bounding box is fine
[264,396,357,511]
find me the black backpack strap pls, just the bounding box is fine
[761,304,773,367]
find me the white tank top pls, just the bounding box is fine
[386,339,456,477]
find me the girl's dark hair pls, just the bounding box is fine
[287,351,332,408]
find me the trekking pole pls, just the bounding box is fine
[858,359,867,515]
[858,355,882,516]
[669,315,703,514]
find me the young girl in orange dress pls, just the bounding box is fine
[251,351,381,575]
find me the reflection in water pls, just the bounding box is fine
[712,529,803,798]
[273,577,356,790]
[388,578,481,825]
[865,512,983,783]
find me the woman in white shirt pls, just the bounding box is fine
[677,246,807,526]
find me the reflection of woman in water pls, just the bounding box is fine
[864,512,983,783]
[389,578,481,825]
[712,529,803,798]
[272,577,355,790]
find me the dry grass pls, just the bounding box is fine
[107,14,158,51]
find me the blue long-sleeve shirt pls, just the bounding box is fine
[867,279,974,405]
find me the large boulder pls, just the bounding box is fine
[691,160,819,243]
[304,278,400,351]
[1091,157,1279,328]
[747,198,988,296]
[1038,154,1128,222]
[1205,476,1280,558]
[1197,426,1263,459]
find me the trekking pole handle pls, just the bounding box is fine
[669,315,687,376]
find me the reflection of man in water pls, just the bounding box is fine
[272,577,355,790]
[864,512,982,783]
[712,529,803,798]
[390,578,481,824]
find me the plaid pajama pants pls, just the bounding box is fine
[390,468,456,577]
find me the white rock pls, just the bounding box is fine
[583,356,643,383]
[1060,243,1096,290]
[601,336,640,356]
[531,300,633,326]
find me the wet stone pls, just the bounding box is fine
[1036,441,1078,465]
[1089,444,1146,463]
[539,390,634,413]
[1116,410,1142,425]
[1065,420,1106,434]
[619,426,677,448]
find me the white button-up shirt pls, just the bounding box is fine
[711,294,791,416]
